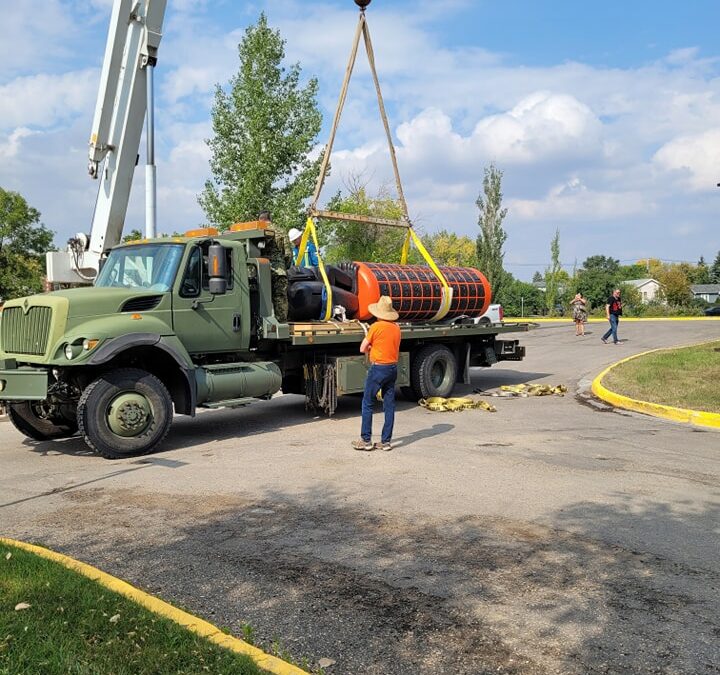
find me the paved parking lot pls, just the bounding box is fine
[1,320,719,673]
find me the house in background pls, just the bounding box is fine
[623,278,661,303]
[690,284,720,304]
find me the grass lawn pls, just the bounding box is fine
[603,340,720,414]
[0,542,266,675]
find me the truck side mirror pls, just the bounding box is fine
[207,242,227,295]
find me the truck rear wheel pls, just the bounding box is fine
[8,401,78,441]
[410,344,458,400]
[77,368,173,459]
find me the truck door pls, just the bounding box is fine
[172,242,249,354]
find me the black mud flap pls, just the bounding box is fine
[495,339,526,361]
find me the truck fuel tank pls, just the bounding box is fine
[195,361,282,404]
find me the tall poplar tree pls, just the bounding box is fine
[199,14,322,231]
[544,228,562,313]
[476,163,508,300]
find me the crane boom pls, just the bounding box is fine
[46,0,167,284]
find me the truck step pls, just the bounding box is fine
[200,397,257,410]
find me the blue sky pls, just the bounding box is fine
[1,0,719,280]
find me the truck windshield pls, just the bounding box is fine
[95,244,185,291]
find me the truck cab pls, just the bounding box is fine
[0,225,285,458]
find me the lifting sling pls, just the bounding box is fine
[297,0,452,322]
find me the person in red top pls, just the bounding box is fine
[352,296,401,452]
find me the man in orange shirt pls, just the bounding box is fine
[352,296,401,452]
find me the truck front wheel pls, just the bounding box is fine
[409,344,458,400]
[77,368,173,459]
[8,401,78,441]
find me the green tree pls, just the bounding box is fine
[122,229,143,242]
[0,187,55,301]
[494,274,544,317]
[656,264,692,306]
[544,228,562,314]
[582,255,620,274]
[320,182,418,263]
[691,256,711,284]
[709,251,720,284]
[617,263,647,281]
[532,270,543,283]
[424,229,477,267]
[199,14,322,231]
[475,163,508,301]
[575,254,625,309]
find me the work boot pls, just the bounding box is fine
[352,439,373,451]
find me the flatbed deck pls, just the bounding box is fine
[288,321,534,345]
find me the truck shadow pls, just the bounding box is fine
[20,367,553,459]
[21,394,423,457]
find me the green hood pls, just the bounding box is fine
[48,287,168,318]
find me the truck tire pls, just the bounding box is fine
[8,402,78,441]
[409,344,458,400]
[77,368,173,459]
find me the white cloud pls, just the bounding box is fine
[0,128,36,160]
[509,177,652,222]
[652,128,720,191]
[0,70,98,130]
[0,1,80,77]
[472,92,602,163]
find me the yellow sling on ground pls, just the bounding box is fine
[419,397,496,412]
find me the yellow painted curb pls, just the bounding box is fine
[0,538,308,675]
[590,341,720,430]
[505,316,720,322]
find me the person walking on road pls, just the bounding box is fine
[571,292,588,336]
[352,296,400,452]
[288,227,319,268]
[602,289,623,344]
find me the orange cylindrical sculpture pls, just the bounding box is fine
[351,262,492,321]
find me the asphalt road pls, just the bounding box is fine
[1,320,719,674]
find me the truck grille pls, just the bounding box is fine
[1,306,53,356]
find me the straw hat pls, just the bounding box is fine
[368,295,399,321]
[288,227,303,242]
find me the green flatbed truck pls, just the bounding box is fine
[0,226,530,458]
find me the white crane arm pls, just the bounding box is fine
[46,0,167,284]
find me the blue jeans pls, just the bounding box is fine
[602,314,620,343]
[360,364,397,444]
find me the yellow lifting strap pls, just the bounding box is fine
[401,227,453,322]
[295,216,333,321]
[309,5,410,224]
[305,2,451,324]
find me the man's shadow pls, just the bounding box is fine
[393,423,454,449]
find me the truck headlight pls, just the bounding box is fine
[64,343,77,360]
